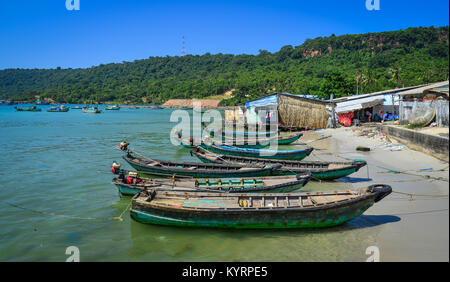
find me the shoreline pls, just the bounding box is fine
[303,127,449,261]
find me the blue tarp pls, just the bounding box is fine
[245,95,278,108]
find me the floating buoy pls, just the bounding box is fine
[111,161,121,174]
[119,141,129,151]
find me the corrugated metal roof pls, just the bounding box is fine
[335,96,385,113]
[398,81,449,96]
[331,85,424,103]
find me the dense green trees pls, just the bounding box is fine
[0,26,448,104]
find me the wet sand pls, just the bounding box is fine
[299,127,449,261]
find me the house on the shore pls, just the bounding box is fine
[330,85,424,126]
[227,93,329,130]
[398,81,449,127]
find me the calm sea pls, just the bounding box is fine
[0,105,379,261]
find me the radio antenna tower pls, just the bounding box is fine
[181,36,186,56]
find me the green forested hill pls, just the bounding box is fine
[0,26,448,105]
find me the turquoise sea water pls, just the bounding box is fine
[0,105,382,262]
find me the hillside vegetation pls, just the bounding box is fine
[0,26,448,105]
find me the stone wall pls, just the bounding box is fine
[377,124,449,162]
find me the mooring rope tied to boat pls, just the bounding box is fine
[6,201,132,222]
[295,135,331,145]
[376,165,449,182]
[391,190,449,200]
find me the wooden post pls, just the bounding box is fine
[391,93,395,120]
[330,94,336,128]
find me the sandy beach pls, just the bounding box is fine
[298,127,449,261]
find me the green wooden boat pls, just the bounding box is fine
[130,184,392,229]
[199,144,314,160]
[122,150,281,178]
[47,105,69,112]
[82,106,101,113]
[220,129,278,138]
[112,172,311,196]
[220,133,302,146]
[14,106,41,112]
[276,133,303,145]
[191,147,367,180]
[105,105,120,110]
[179,137,271,149]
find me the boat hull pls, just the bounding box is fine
[277,133,303,145]
[114,179,306,196]
[201,144,313,160]
[191,149,366,180]
[126,161,274,178]
[196,156,359,180]
[130,197,375,229]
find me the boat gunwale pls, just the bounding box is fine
[191,148,366,173]
[113,173,310,193]
[123,152,280,173]
[131,184,391,213]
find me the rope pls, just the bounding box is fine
[6,200,132,222]
[391,190,449,201]
[295,135,331,145]
[377,165,449,182]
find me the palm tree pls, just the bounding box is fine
[362,69,375,93]
[388,64,401,88]
[355,69,363,94]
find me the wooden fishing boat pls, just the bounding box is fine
[112,172,311,196]
[105,105,120,110]
[222,132,303,146]
[14,105,41,112]
[199,144,314,160]
[130,184,392,229]
[179,137,272,149]
[71,106,83,109]
[191,147,367,180]
[122,150,281,178]
[220,129,278,138]
[82,106,101,114]
[276,133,303,145]
[47,105,69,112]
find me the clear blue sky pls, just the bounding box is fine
[0,0,448,69]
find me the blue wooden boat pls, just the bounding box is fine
[82,106,101,113]
[105,105,120,110]
[200,144,313,160]
[47,105,69,112]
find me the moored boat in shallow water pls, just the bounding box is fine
[82,106,101,113]
[191,147,367,180]
[105,105,120,110]
[122,148,281,178]
[199,143,313,160]
[47,105,69,112]
[130,184,392,229]
[112,171,311,196]
[14,105,41,112]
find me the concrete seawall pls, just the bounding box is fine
[377,124,449,162]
